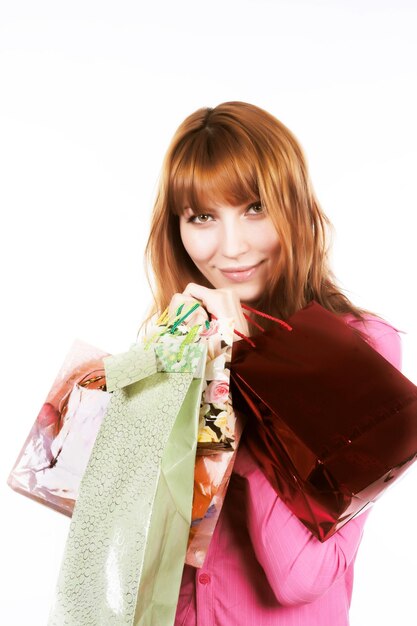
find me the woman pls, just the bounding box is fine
[142,101,401,625]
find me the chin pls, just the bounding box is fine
[229,283,263,303]
[204,275,264,302]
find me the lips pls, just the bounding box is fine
[219,263,260,272]
[219,261,263,283]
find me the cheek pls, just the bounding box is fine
[255,224,280,256]
[180,223,216,263]
[266,234,281,257]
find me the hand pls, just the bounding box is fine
[167,283,250,340]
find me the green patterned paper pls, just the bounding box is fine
[133,378,204,625]
[104,336,205,393]
[103,343,157,391]
[48,342,207,626]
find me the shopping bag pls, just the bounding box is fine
[230,299,417,541]
[7,340,111,515]
[138,305,243,568]
[183,315,243,567]
[48,333,207,626]
[186,417,245,567]
[8,303,241,574]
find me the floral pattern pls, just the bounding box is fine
[143,308,237,449]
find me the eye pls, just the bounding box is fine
[186,213,213,224]
[247,201,264,214]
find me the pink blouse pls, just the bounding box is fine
[174,314,403,626]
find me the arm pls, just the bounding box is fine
[233,319,402,606]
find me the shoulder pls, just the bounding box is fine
[342,312,403,371]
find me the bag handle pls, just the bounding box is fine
[212,303,292,348]
[156,301,292,348]
[241,303,293,331]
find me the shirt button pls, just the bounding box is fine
[198,573,211,585]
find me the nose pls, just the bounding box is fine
[220,218,251,258]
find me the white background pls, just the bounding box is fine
[1,1,416,624]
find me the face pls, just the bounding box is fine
[179,198,281,304]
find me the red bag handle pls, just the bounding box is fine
[212,303,292,348]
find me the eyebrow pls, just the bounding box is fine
[183,199,259,214]
[182,206,217,216]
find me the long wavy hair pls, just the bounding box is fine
[140,101,378,338]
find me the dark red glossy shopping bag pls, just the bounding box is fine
[230,300,417,541]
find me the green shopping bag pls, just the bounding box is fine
[47,335,207,626]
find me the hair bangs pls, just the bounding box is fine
[169,128,259,215]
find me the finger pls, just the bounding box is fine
[168,293,208,327]
[181,286,211,325]
[182,283,209,303]
[168,294,190,317]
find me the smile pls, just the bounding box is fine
[219,262,263,282]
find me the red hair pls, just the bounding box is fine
[140,101,378,336]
